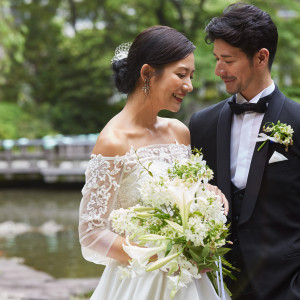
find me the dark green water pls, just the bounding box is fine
[0,188,104,278]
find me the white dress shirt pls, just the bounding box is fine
[230,81,275,189]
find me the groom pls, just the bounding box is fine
[190,3,300,300]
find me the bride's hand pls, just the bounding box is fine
[205,184,229,216]
[200,268,213,273]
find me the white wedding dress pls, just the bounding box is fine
[79,143,230,300]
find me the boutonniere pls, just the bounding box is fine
[257,120,294,152]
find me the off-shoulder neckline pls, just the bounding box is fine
[90,142,190,159]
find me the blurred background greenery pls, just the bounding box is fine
[0,0,300,140]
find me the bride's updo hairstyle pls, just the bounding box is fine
[112,26,195,94]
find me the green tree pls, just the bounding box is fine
[0,0,25,95]
[1,0,299,139]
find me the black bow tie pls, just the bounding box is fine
[229,93,273,115]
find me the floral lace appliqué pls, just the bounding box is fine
[80,143,190,233]
[81,155,125,232]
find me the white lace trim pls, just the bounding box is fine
[90,141,190,159]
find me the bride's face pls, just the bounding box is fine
[150,53,195,113]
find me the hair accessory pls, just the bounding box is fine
[142,78,150,95]
[111,42,132,64]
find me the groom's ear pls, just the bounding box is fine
[255,48,269,70]
[140,64,155,81]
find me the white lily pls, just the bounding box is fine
[146,251,182,272]
[123,236,167,265]
[164,219,184,234]
[139,234,169,241]
[132,206,155,212]
[135,212,154,219]
[164,259,179,276]
[168,275,180,299]
[168,182,201,230]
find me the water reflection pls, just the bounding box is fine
[0,188,104,278]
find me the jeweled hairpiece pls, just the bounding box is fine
[111,42,132,64]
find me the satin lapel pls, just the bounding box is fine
[239,86,286,225]
[217,98,233,221]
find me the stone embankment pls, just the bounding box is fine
[0,257,99,300]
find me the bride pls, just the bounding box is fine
[78,25,230,300]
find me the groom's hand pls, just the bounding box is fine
[205,184,229,216]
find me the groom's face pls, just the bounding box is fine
[213,39,257,100]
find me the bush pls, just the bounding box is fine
[0,102,22,139]
[0,102,56,139]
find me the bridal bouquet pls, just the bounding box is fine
[109,150,233,298]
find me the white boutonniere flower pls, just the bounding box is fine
[257,120,294,152]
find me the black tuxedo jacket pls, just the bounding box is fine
[189,86,300,300]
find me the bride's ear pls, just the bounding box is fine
[140,64,155,81]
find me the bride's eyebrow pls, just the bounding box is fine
[176,67,195,72]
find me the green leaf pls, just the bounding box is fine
[202,247,210,257]
[189,246,204,263]
[165,240,173,257]
[215,247,231,256]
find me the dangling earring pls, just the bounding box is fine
[142,78,150,95]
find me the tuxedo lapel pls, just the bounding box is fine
[217,98,233,220]
[239,86,286,225]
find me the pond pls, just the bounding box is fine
[0,187,104,278]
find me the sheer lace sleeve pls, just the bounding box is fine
[79,154,124,265]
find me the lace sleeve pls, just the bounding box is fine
[78,155,124,265]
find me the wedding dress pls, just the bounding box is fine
[79,143,230,300]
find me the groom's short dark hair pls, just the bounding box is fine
[205,2,278,70]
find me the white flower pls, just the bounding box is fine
[146,251,182,272]
[139,234,169,241]
[165,259,179,276]
[139,177,172,208]
[135,212,154,219]
[160,224,181,240]
[168,181,201,230]
[274,132,281,142]
[132,206,155,212]
[167,275,181,299]
[258,121,294,152]
[109,208,138,235]
[178,256,201,279]
[185,217,207,246]
[190,202,201,213]
[164,219,184,234]
[180,268,194,285]
[123,236,167,266]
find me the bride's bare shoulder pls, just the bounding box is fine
[92,118,128,157]
[164,118,190,146]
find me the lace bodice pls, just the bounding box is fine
[79,143,191,265]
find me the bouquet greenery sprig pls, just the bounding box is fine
[109,149,235,298]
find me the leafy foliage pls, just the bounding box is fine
[0,102,54,139]
[1,0,300,138]
[0,0,25,87]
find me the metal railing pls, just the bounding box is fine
[0,134,98,183]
